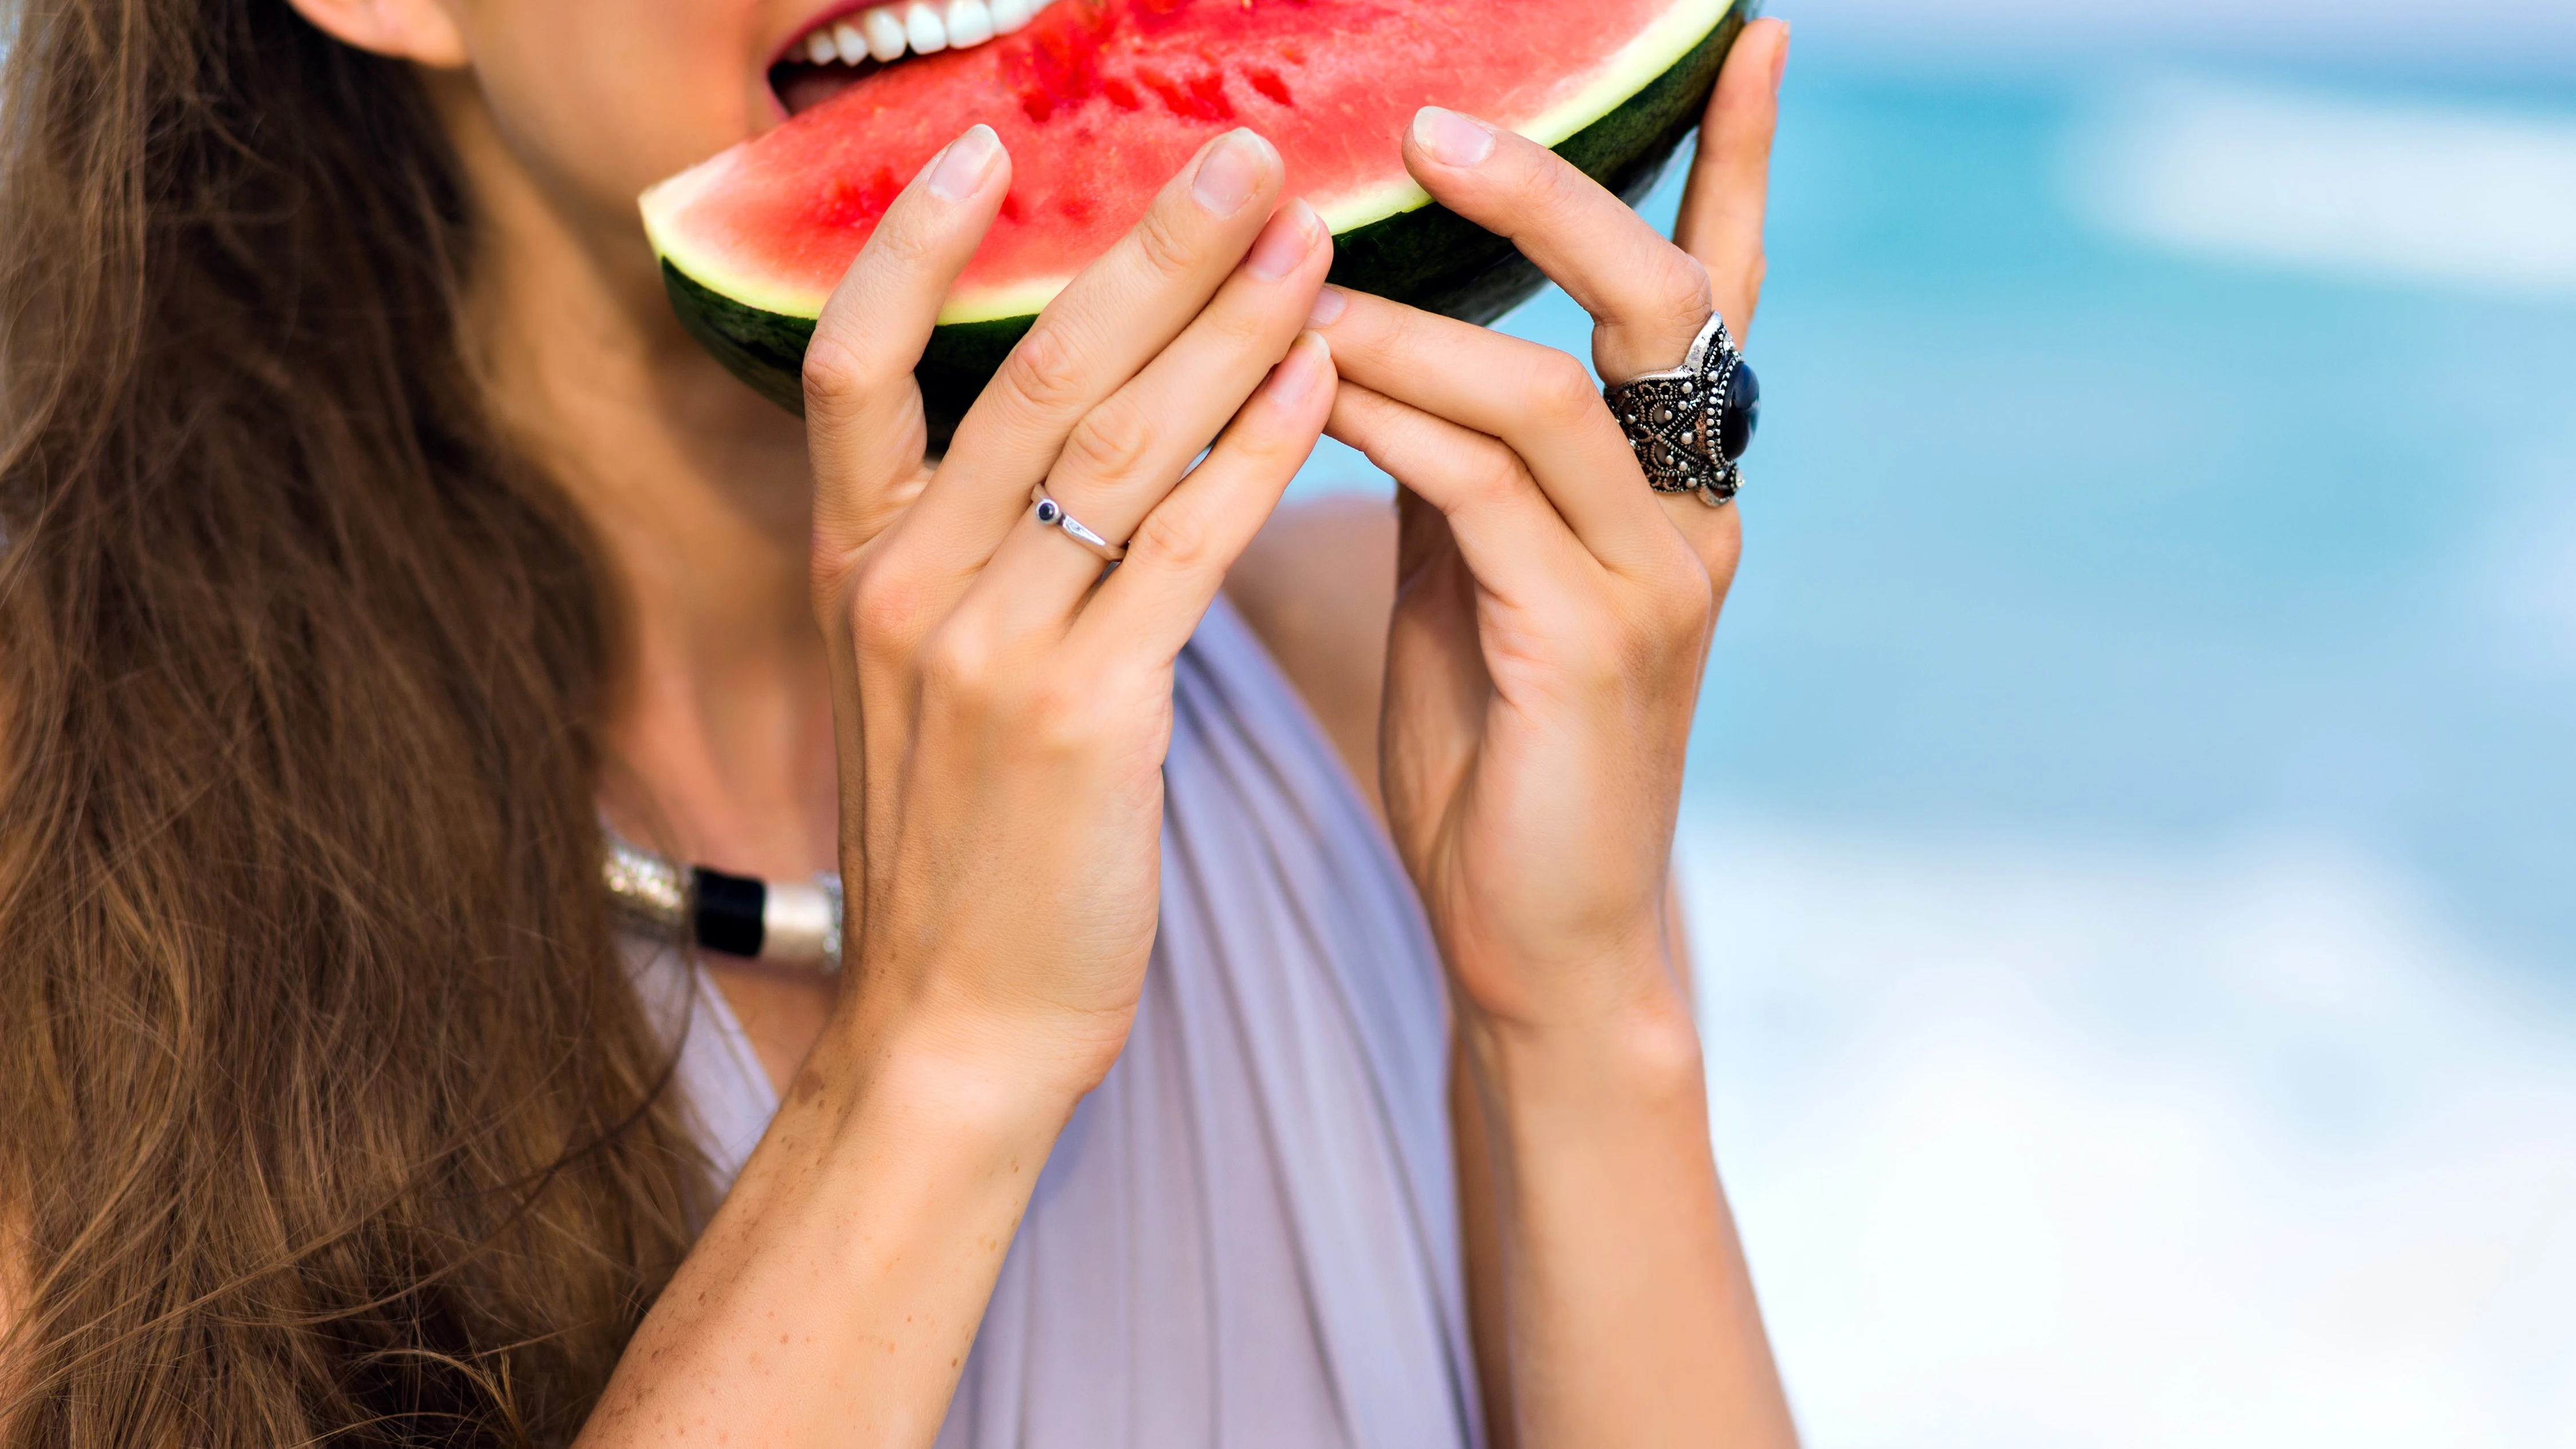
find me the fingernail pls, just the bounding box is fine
[1771,25,1792,92]
[1306,284,1347,329]
[1411,106,1495,168]
[1192,129,1273,217]
[1262,333,1330,409]
[926,123,1001,201]
[1247,199,1322,281]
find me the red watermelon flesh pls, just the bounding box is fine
[645,0,1739,323]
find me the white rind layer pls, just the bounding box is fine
[643,0,1738,326]
[1308,0,1734,237]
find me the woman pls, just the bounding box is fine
[0,0,1795,1443]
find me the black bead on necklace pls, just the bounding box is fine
[603,832,843,973]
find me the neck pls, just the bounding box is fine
[446,80,839,881]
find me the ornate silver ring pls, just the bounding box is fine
[1602,312,1760,508]
[1030,485,1128,562]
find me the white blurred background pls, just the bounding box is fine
[1295,1,2576,1442]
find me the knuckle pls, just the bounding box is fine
[999,323,1090,416]
[919,619,1001,705]
[1626,551,1716,657]
[1456,447,1527,513]
[850,562,933,660]
[1523,351,1603,428]
[1200,294,1274,349]
[864,214,941,273]
[1652,251,1717,332]
[1247,420,1321,476]
[1130,500,1215,571]
[1527,149,1598,218]
[801,330,881,414]
[1131,203,1204,281]
[1058,398,1160,489]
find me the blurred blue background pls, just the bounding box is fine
[1297,0,2576,1441]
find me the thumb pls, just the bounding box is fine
[1672,18,1788,340]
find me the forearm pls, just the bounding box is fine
[1458,954,1795,1449]
[576,1007,1081,1449]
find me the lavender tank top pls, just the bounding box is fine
[637,596,1483,1449]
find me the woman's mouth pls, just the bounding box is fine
[772,0,1065,116]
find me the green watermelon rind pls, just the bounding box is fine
[659,4,1749,423]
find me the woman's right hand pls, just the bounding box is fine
[801,123,1336,1095]
[580,127,1332,1449]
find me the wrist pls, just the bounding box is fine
[1441,907,1689,1043]
[1449,938,1706,1110]
[806,981,1115,1144]
[691,988,1092,1292]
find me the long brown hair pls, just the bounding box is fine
[0,0,709,1443]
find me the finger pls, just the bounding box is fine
[1341,379,1734,715]
[901,129,1289,580]
[803,124,1012,566]
[994,199,1331,607]
[1653,487,1745,613]
[1066,332,1336,665]
[1324,381,1597,614]
[1382,485,1487,824]
[1673,17,1789,337]
[1400,106,1710,385]
[1307,286,1672,574]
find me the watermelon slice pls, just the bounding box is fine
[642,0,1750,421]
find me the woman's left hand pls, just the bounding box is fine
[1310,19,1786,1042]
[1314,28,1798,1446]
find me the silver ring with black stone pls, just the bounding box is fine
[1030,484,1128,562]
[1602,311,1761,508]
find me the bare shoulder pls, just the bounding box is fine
[1224,492,1397,818]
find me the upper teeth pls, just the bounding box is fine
[797,0,1054,66]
